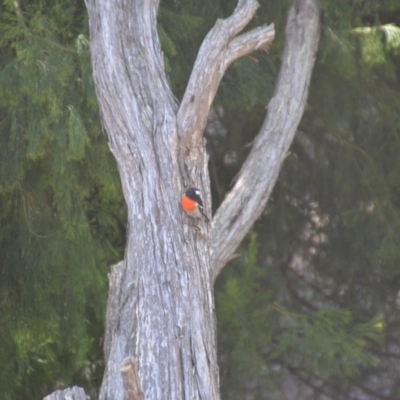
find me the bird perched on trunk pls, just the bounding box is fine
[181,188,210,223]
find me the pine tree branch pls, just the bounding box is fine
[210,0,321,281]
[177,0,275,150]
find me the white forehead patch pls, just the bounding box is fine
[195,189,200,196]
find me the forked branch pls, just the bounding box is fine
[211,0,321,280]
[177,0,275,149]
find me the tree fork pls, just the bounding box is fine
[45,0,320,399]
[211,0,320,279]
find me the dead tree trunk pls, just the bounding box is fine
[74,0,319,399]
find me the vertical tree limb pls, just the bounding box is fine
[177,1,275,150]
[211,0,321,280]
[176,0,274,211]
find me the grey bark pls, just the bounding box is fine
[45,0,319,399]
[82,0,276,399]
[211,0,321,280]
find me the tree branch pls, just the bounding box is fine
[177,0,275,150]
[224,25,274,64]
[210,0,321,281]
[223,0,260,37]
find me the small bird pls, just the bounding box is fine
[181,187,210,222]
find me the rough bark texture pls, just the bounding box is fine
[82,1,276,399]
[36,1,322,400]
[84,0,218,397]
[211,0,321,280]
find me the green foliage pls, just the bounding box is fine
[216,234,274,400]
[272,305,382,378]
[319,0,400,29]
[157,9,204,73]
[217,236,384,398]
[158,0,280,104]
[217,56,275,112]
[0,0,125,398]
[211,0,400,398]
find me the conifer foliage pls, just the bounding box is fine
[213,1,400,398]
[0,1,124,398]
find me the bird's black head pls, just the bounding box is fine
[185,188,203,206]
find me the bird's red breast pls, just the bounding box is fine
[181,194,198,213]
